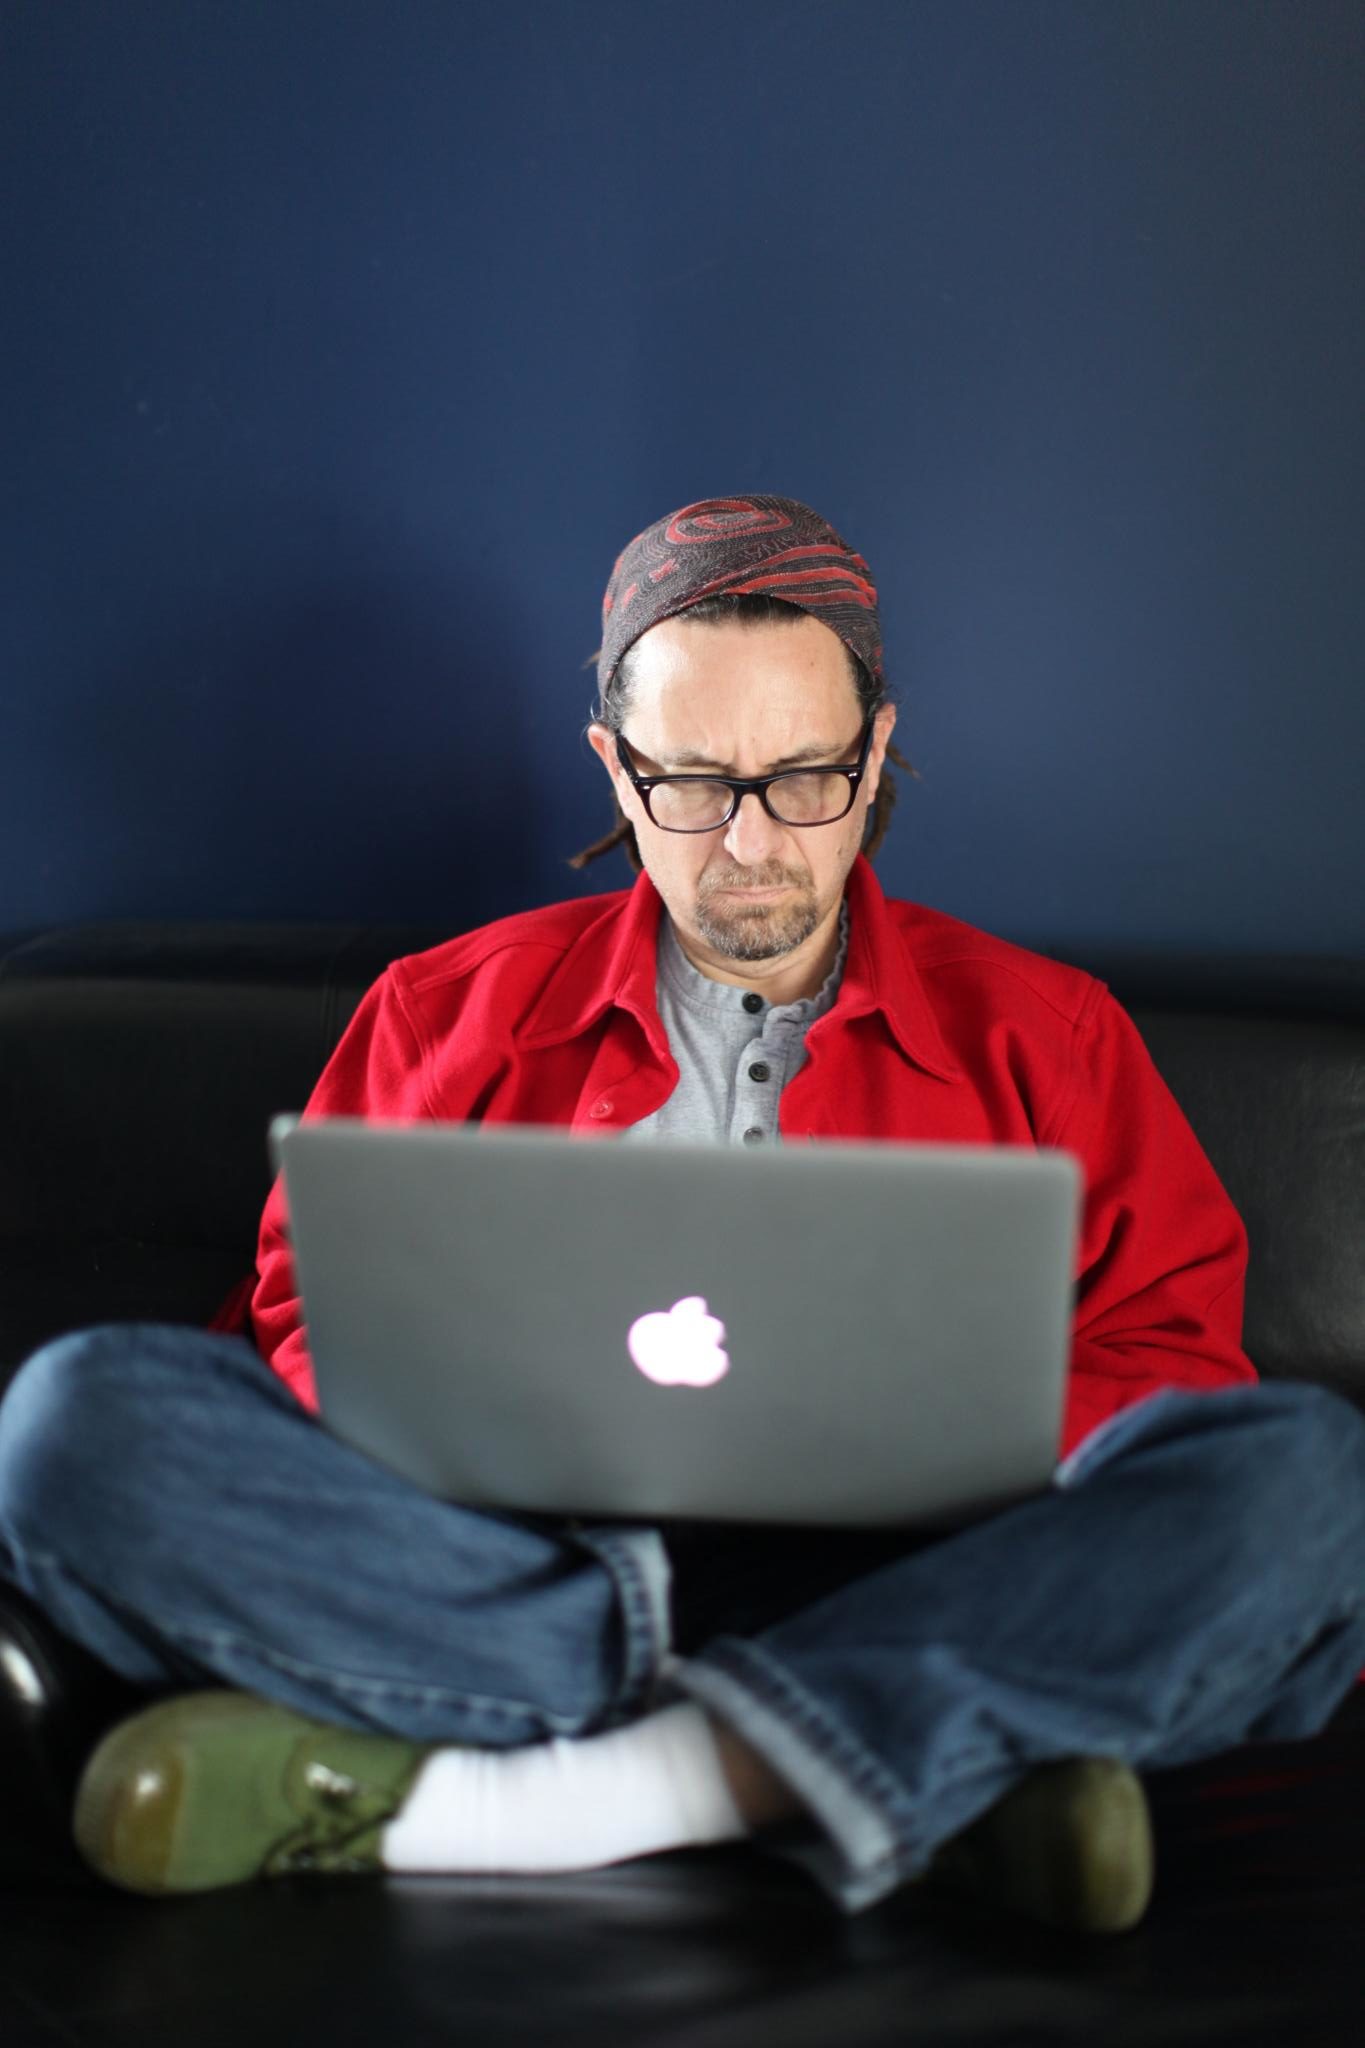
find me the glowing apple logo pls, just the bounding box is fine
[627,1296,730,1388]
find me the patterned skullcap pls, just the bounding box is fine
[598,495,883,702]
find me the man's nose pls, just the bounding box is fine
[722,790,787,866]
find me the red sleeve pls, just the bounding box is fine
[1050,990,1258,1458]
[250,969,435,1409]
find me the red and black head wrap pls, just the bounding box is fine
[597,494,884,704]
[575,494,903,872]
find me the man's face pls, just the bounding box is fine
[587,614,896,976]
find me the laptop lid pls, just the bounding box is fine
[271,1118,1081,1530]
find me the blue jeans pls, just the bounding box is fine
[1,1325,1363,1914]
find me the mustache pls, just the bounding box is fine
[698,862,809,897]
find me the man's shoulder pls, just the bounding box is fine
[389,888,634,1000]
[884,895,1104,1030]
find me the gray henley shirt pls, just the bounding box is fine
[621,903,849,1147]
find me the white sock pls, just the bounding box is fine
[380,1701,749,1874]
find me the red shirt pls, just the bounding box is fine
[244,856,1256,1455]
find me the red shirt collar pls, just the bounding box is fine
[522,855,961,1083]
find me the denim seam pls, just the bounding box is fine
[167,1624,593,1733]
[17,1541,591,1738]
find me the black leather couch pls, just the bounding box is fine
[2,920,1363,2048]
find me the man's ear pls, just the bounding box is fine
[585,722,613,769]
[586,722,624,795]
[864,701,898,804]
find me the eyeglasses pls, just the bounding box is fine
[614,720,875,834]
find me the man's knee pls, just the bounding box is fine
[1070,1379,1365,1600]
[1237,1378,1365,1482]
[0,1328,139,1547]
[1212,1380,1365,1591]
[0,1324,231,1556]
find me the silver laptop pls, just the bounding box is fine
[270,1118,1081,1530]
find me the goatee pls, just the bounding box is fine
[693,865,820,962]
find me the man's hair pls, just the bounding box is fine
[569,593,918,872]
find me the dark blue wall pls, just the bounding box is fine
[5,1,1362,954]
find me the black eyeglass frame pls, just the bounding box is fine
[614,718,876,834]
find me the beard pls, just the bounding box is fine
[693,861,822,961]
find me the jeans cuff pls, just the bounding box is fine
[565,1522,676,1723]
[666,1638,922,1914]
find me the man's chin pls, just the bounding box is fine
[693,898,820,963]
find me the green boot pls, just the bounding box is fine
[928,1757,1155,1935]
[73,1690,431,1895]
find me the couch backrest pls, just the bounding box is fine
[1122,993,1365,1409]
[2,923,1363,1409]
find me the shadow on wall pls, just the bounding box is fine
[39,547,541,930]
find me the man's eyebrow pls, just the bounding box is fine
[654,739,850,773]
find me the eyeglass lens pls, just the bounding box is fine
[650,771,854,831]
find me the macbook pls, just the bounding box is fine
[270,1118,1081,1530]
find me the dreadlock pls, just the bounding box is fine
[568,593,918,873]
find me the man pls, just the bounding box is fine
[2,495,1363,1934]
